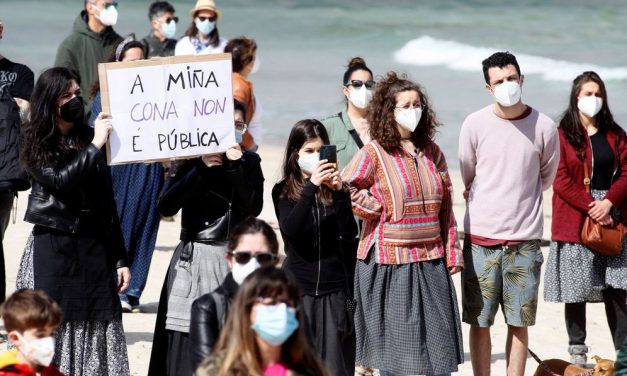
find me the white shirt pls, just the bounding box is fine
[174,36,228,56]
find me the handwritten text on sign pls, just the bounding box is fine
[99,54,234,165]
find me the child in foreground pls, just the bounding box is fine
[0,289,64,376]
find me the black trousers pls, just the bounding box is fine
[0,191,15,303]
[565,287,627,350]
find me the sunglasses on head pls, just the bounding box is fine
[197,16,216,22]
[231,251,276,265]
[346,79,375,89]
[165,16,179,24]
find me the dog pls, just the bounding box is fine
[529,349,615,376]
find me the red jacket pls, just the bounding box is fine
[552,127,627,243]
[0,349,64,376]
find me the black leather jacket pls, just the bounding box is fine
[158,151,264,242]
[189,273,238,371]
[24,143,127,267]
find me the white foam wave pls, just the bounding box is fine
[394,36,627,81]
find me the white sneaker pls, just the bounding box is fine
[121,300,132,313]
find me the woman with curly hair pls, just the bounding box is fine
[341,72,464,375]
[196,267,327,376]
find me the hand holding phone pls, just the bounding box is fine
[319,145,337,169]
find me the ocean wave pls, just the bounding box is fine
[394,36,627,81]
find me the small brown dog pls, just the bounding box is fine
[529,349,615,376]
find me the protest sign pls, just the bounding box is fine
[98,53,234,165]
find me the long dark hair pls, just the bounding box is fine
[559,71,622,158]
[21,67,91,170]
[368,72,440,152]
[280,119,333,206]
[206,267,327,376]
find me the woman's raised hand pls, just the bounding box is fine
[92,112,113,148]
[322,170,343,191]
[310,159,336,186]
[226,143,243,161]
[202,154,223,167]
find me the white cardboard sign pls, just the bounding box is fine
[98,53,234,165]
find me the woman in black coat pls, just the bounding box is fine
[18,67,131,375]
[148,102,264,376]
[272,119,358,376]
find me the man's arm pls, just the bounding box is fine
[458,120,477,192]
[540,125,560,191]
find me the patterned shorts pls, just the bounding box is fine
[461,239,543,327]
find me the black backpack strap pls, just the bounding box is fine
[338,111,364,149]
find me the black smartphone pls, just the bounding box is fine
[319,145,337,169]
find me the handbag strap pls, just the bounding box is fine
[583,157,591,193]
[338,111,364,149]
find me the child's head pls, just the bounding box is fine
[0,289,62,366]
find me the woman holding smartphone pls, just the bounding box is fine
[271,119,358,376]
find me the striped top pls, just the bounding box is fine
[341,140,462,266]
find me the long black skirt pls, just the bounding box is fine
[302,291,356,376]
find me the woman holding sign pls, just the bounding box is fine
[148,101,264,376]
[90,36,164,313]
[272,119,358,376]
[19,67,131,375]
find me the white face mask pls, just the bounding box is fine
[577,96,603,118]
[96,4,118,26]
[492,80,521,107]
[395,108,422,132]
[17,334,55,367]
[348,86,373,109]
[232,257,261,285]
[297,152,319,175]
[250,58,260,75]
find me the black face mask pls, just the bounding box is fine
[59,96,85,124]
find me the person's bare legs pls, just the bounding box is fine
[505,325,528,376]
[470,325,491,376]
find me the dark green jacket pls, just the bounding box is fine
[320,108,362,171]
[54,11,121,112]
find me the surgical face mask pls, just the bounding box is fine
[250,58,260,75]
[96,4,118,27]
[252,303,299,346]
[17,334,55,367]
[297,152,319,175]
[577,96,603,118]
[59,96,85,124]
[161,20,177,39]
[195,19,215,36]
[231,257,261,285]
[348,86,373,109]
[395,108,422,132]
[492,80,521,107]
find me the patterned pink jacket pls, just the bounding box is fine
[341,140,462,266]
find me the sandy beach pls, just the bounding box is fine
[0,144,617,375]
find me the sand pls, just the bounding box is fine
[0,145,617,375]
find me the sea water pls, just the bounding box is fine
[2,0,626,166]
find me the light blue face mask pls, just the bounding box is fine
[235,129,244,144]
[251,303,299,346]
[162,20,177,39]
[195,19,215,36]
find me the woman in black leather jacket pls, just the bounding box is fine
[18,67,131,375]
[189,217,279,372]
[148,102,264,376]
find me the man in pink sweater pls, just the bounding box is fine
[458,51,559,376]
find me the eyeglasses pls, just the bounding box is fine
[231,251,277,265]
[395,102,425,110]
[164,16,179,24]
[256,297,298,308]
[197,16,216,22]
[104,1,118,9]
[345,79,376,89]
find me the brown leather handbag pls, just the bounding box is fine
[580,141,626,257]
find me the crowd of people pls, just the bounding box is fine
[0,1,626,376]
